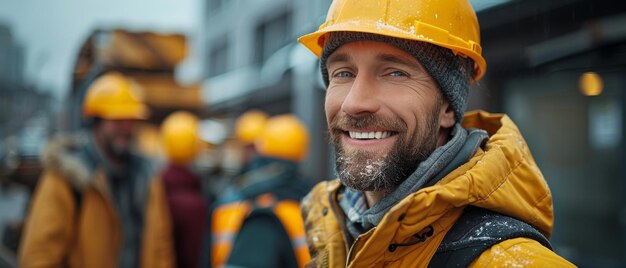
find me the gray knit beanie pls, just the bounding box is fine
[320,32,474,123]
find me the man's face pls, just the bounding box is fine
[98,119,137,160]
[325,41,453,193]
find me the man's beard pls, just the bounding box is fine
[104,136,132,162]
[330,103,441,193]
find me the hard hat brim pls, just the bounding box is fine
[298,21,487,82]
[85,103,149,120]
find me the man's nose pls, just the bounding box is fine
[341,74,381,117]
[116,120,136,132]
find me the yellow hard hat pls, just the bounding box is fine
[255,114,309,162]
[83,72,149,119]
[298,0,486,81]
[234,110,268,145]
[161,111,200,165]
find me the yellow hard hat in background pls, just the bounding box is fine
[255,114,309,162]
[83,72,149,119]
[161,111,200,165]
[298,0,486,81]
[234,110,268,145]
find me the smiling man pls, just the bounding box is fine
[297,0,574,267]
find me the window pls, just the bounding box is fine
[254,11,292,64]
[208,38,229,77]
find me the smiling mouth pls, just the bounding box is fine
[346,131,396,140]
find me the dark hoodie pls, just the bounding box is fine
[161,164,208,268]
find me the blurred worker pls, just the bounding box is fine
[233,109,268,173]
[160,111,208,268]
[18,72,174,268]
[198,109,271,268]
[211,114,313,268]
[297,0,574,267]
[216,109,269,203]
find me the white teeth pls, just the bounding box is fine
[348,131,392,139]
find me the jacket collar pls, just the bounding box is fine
[42,132,97,191]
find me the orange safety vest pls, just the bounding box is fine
[211,193,311,268]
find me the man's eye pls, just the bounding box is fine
[334,71,354,78]
[389,71,408,77]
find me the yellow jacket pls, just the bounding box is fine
[18,135,175,268]
[301,111,575,267]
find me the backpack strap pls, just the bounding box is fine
[210,200,253,268]
[270,198,311,267]
[429,206,552,267]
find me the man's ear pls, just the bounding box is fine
[439,99,456,128]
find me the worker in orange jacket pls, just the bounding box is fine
[19,72,174,268]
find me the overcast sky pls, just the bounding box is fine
[0,0,202,102]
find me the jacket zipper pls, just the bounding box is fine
[346,238,357,267]
[345,227,376,267]
[327,186,378,267]
[326,188,354,267]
